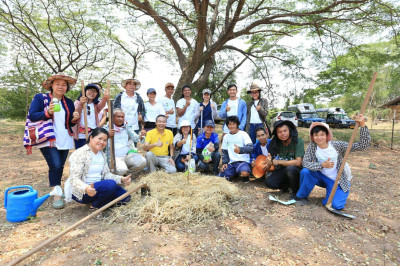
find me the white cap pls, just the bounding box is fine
[180,120,191,128]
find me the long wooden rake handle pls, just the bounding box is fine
[7,183,150,266]
[325,72,378,209]
[81,80,89,140]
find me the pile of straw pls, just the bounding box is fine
[110,172,240,225]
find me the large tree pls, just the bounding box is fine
[114,0,399,100]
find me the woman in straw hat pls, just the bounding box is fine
[245,83,269,144]
[294,116,370,209]
[26,72,79,209]
[113,77,145,133]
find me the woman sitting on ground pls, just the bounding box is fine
[172,120,198,172]
[295,115,371,209]
[64,127,131,209]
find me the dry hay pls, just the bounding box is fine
[109,171,240,225]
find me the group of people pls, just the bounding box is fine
[24,72,371,212]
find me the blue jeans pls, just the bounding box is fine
[72,180,130,208]
[219,161,251,180]
[175,154,199,172]
[74,139,86,150]
[198,151,221,174]
[296,168,350,210]
[249,123,264,144]
[40,147,69,187]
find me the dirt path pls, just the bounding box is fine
[0,121,399,265]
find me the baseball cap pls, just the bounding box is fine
[204,120,215,127]
[147,88,156,94]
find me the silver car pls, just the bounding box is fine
[271,111,298,127]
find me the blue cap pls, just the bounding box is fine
[147,88,156,94]
[204,120,215,127]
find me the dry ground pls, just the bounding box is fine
[0,120,399,265]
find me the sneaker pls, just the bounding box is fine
[242,176,250,183]
[53,198,65,209]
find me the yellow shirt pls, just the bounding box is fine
[145,128,173,156]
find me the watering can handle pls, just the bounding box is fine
[4,185,34,209]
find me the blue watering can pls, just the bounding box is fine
[4,185,62,222]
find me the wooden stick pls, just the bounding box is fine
[7,183,150,266]
[325,72,378,209]
[187,128,193,182]
[81,80,89,140]
[107,80,116,172]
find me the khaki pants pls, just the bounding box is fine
[115,153,147,177]
[145,151,177,173]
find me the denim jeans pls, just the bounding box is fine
[175,154,199,172]
[198,151,221,174]
[74,139,86,150]
[249,123,264,144]
[40,147,69,187]
[296,168,350,210]
[72,180,130,208]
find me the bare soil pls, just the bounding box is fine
[0,121,399,265]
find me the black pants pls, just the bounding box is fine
[263,165,301,193]
[166,127,177,135]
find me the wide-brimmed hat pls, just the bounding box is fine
[165,82,175,89]
[42,72,76,91]
[252,155,275,178]
[121,78,141,90]
[309,122,333,142]
[247,83,262,94]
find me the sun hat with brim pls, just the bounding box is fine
[121,78,141,90]
[165,82,175,89]
[252,155,275,178]
[247,83,262,94]
[202,88,211,95]
[309,122,333,142]
[42,72,77,91]
[180,120,191,128]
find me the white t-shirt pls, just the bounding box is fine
[222,130,252,163]
[223,98,240,133]
[316,142,339,181]
[180,135,193,155]
[53,104,74,150]
[121,92,139,130]
[79,102,97,139]
[160,96,176,128]
[260,143,269,156]
[144,102,165,122]
[113,126,130,157]
[176,98,198,128]
[250,100,262,124]
[86,151,104,184]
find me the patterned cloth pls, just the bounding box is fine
[64,145,122,202]
[302,126,371,192]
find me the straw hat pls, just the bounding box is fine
[42,72,76,91]
[252,155,274,178]
[247,83,262,94]
[121,77,141,90]
[309,122,333,142]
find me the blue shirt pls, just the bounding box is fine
[196,132,219,149]
[196,102,213,128]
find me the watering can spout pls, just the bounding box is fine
[33,194,50,212]
[33,185,63,213]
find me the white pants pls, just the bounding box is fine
[115,153,146,177]
[145,151,177,173]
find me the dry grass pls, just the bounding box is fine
[109,172,240,225]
